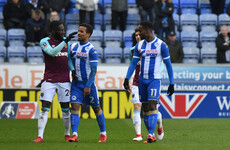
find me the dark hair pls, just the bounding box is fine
[79,23,93,36]
[50,21,63,33]
[139,21,154,30]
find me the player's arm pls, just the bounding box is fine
[161,42,174,96]
[40,37,66,57]
[68,43,75,71]
[129,47,134,64]
[126,45,139,80]
[86,48,98,88]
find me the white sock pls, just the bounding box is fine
[38,110,49,139]
[100,131,107,136]
[62,111,70,136]
[73,132,78,136]
[133,111,141,135]
[157,111,162,129]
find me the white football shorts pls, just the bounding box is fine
[39,81,71,103]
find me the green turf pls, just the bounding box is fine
[0,119,229,150]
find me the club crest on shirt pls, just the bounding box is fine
[64,44,68,48]
[51,45,55,48]
[85,47,90,50]
[43,42,48,48]
[41,93,44,97]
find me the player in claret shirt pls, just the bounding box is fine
[33,21,77,143]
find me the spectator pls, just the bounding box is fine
[26,9,45,46]
[154,0,174,41]
[165,31,184,63]
[45,11,65,36]
[216,25,230,63]
[43,0,70,20]
[136,0,155,24]
[111,0,128,31]
[227,3,230,16]
[3,0,27,30]
[209,0,226,15]
[76,0,99,28]
[25,0,46,18]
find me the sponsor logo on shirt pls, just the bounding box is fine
[146,49,158,57]
[56,52,68,57]
[77,52,88,58]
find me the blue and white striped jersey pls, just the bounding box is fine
[133,37,170,80]
[70,42,98,82]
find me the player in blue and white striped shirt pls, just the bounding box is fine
[68,23,107,143]
[123,21,174,143]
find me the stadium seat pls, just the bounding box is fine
[200,14,218,31]
[0,46,6,63]
[65,13,79,30]
[7,28,25,46]
[7,46,26,63]
[89,30,103,48]
[0,12,3,24]
[123,47,131,63]
[218,14,230,27]
[104,47,122,63]
[181,30,199,47]
[200,30,218,48]
[104,0,112,14]
[94,14,103,30]
[173,13,179,31]
[104,30,122,47]
[127,14,141,27]
[172,0,179,14]
[104,13,111,30]
[199,0,212,14]
[0,28,6,46]
[201,47,217,64]
[27,46,44,63]
[180,14,198,31]
[180,0,198,14]
[123,30,134,48]
[183,47,200,64]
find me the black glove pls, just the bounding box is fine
[64,31,78,43]
[167,84,174,96]
[71,70,78,85]
[123,78,130,90]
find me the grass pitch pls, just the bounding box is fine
[0,119,229,150]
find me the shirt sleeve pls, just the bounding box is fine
[68,42,75,71]
[126,44,139,79]
[40,37,67,57]
[161,42,170,60]
[86,48,98,87]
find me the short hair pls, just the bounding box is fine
[139,21,154,30]
[79,23,93,36]
[50,21,63,32]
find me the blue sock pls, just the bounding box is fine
[70,114,79,133]
[148,114,158,135]
[143,115,149,131]
[96,112,106,132]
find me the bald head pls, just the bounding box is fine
[221,26,229,38]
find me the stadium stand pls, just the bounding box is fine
[183,47,200,64]
[123,30,134,48]
[180,0,198,14]
[123,47,131,63]
[104,46,122,63]
[104,30,122,47]
[0,28,6,46]
[7,46,26,63]
[0,45,6,62]
[7,28,25,46]
[200,30,218,48]
[181,30,199,48]
[199,14,218,31]
[180,14,198,31]
[201,47,217,64]
[199,0,212,14]
[27,46,44,64]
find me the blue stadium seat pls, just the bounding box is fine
[200,30,218,48]
[180,0,198,14]
[201,47,217,64]
[123,30,134,48]
[104,0,112,14]
[173,13,179,31]
[104,30,122,47]
[27,46,44,63]
[183,47,199,64]
[0,28,6,46]
[65,13,79,30]
[219,14,230,27]
[180,14,198,31]
[199,0,212,14]
[0,0,6,7]
[89,30,103,47]
[123,47,131,63]
[0,12,3,24]
[7,28,25,46]
[0,46,6,63]
[181,30,199,47]
[200,14,217,31]
[172,0,179,14]
[104,13,111,30]
[94,14,103,30]
[104,47,122,63]
[7,46,26,63]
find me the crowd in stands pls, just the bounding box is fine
[0,0,230,64]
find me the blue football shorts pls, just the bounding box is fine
[138,78,161,103]
[70,81,100,107]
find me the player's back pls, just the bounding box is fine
[70,42,98,82]
[41,37,70,83]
